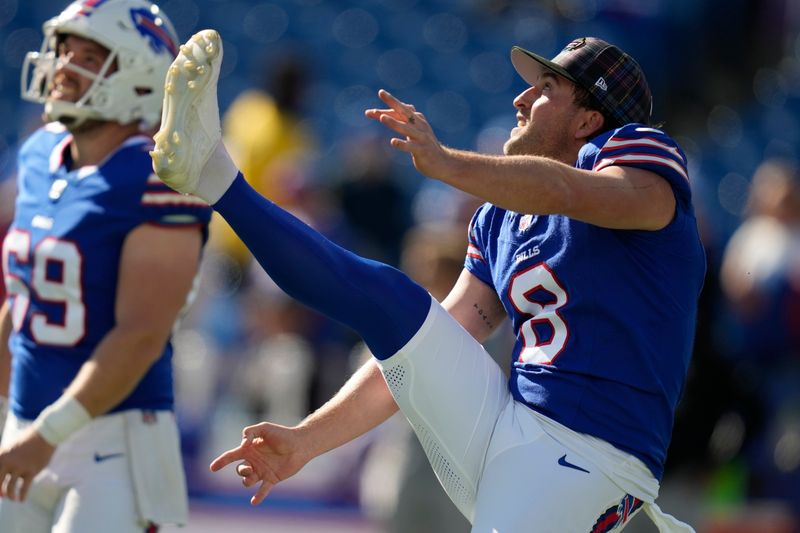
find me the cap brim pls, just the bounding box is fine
[510,46,576,86]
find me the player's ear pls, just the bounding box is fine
[575,108,604,140]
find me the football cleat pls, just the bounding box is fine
[151,29,223,196]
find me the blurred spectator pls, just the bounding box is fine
[232,270,316,427]
[215,52,318,267]
[333,135,413,266]
[718,158,800,518]
[720,158,800,356]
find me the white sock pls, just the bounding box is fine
[194,139,239,205]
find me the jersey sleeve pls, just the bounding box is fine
[464,204,493,286]
[15,125,68,195]
[115,139,213,232]
[140,172,213,230]
[580,125,692,208]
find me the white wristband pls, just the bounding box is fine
[31,395,91,446]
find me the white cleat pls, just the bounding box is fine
[151,29,223,196]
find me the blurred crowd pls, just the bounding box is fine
[2,0,800,532]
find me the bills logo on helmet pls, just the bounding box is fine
[76,0,112,16]
[130,7,178,56]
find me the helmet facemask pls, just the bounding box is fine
[20,0,178,130]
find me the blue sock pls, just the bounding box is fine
[213,174,431,359]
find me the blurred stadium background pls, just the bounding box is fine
[2,0,800,531]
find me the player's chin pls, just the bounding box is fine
[503,135,523,156]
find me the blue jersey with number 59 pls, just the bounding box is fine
[2,123,212,421]
[465,124,706,480]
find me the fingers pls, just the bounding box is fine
[378,89,413,116]
[390,138,412,152]
[366,89,422,129]
[209,445,245,472]
[235,460,261,488]
[210,423,269,472]
[0,472,28,502]
[210,424,266,472]
[236,462,253,477]
[18,476,31,502]
[242,424,260,443]
[364,107,404,121]
[251,479,273,506]
[377,113,418,138]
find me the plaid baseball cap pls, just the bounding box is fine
[510,37,653,127]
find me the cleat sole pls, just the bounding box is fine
[152,29,222,191]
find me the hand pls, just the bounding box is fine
[0,427,56,501]
[365,89,451,180]
[209,422,313,505]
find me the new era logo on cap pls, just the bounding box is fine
[510,37,653,127]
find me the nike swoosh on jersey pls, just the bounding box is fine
[94,452,125,463]
[557,454,590,473]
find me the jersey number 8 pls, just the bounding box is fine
[508,262,569,364]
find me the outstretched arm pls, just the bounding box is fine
[211,357,395,505]
[366,90,675,231]
[210,269,506,505]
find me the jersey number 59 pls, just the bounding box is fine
[3,229,86,346]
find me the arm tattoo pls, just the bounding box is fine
[473,303,495,330]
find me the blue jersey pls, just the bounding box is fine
[465,124,706,479]
[2,123,212,420]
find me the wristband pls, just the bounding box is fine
[31,395,91,446]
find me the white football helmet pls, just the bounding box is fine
[20,0,179,128]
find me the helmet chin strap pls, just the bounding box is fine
[45,99,94,128]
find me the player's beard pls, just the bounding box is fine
[504,119,574,163]
[62,116,108,134]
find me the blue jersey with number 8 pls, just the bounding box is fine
[465,124,706,480]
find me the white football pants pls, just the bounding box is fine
[378,297,645,533]
[0,409,187,533]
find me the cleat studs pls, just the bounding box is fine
[165,83,174,94]
[196,65,206,75]
[172,132,181,144]
[184,60,195,71]
[188,80,197,90]
[180,44,191,55]
[205,43,217,57]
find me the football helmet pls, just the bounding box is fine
[21,0,179,128]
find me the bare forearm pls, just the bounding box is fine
[437,148,673,229]
[426,148,574,215]
[296,357,398,457]
[65,327,168,416]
